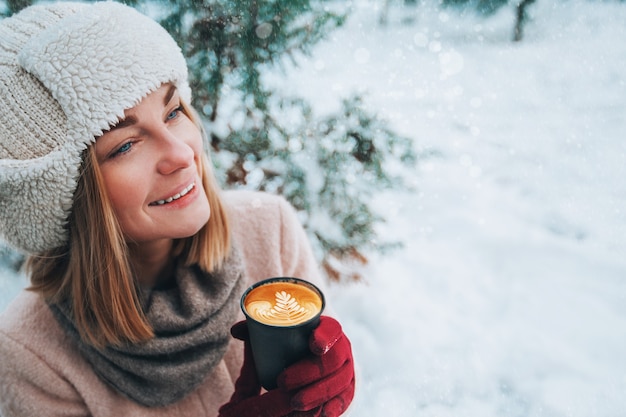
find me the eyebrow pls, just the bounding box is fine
[108,85,178,131]
[111,115,138,130]
[163,84,177,106]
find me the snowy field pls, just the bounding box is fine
[275,1,626,416]
[2,0,626,416]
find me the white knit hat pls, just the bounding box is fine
[0,1,192,254]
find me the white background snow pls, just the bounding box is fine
[2,0,626,415]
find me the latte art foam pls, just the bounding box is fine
[244,281,323,326]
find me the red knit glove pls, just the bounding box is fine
[218,316,355,417]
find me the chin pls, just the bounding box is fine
[182,208,211,237]
[181,221,209,238]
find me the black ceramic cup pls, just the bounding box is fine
[240,277,326,390]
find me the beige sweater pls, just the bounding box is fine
[0,190,328,417]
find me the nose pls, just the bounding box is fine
[154,127,195,175]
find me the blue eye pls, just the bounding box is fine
[167,106,183,120]
[112,142,132,157]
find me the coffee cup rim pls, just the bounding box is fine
[240,277,326,328]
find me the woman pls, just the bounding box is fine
[0,2,354,416]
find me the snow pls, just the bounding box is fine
[274,0,626,415]
[2,0,626,415]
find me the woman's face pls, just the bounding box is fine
[94,84,211,248]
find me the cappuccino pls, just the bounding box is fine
[240,277,325,389]
[243,280,323,326]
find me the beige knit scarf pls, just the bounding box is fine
[50,246,245,407]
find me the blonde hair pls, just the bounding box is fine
[26,102,230,348]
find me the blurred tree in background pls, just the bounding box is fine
[442,0,537,40]
[1,0,29,15]
[441,0,509,15]
[378,0,537,41]
[0,0,416,281]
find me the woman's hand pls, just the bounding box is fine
[219,317,355,417]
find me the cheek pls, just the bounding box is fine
[181,119,204,154]
[194,141,205,161]
[101,165,149,214]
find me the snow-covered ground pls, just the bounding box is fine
[2,0,626,415]
[274,1,626,415]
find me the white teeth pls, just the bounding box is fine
[152,183,194,206]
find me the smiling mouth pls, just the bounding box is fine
[149,182,195,206]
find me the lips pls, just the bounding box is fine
[149,182,195,206]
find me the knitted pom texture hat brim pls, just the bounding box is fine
[0,2,191,254]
